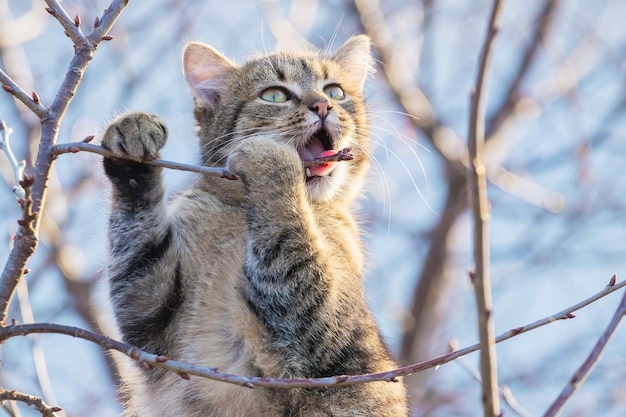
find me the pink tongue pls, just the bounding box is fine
[309,150,337,177]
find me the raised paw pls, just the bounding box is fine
[226,136,302,186]
[101,112,168,161]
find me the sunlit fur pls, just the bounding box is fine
[102,36,408,416]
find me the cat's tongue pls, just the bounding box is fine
[308,150,338,177]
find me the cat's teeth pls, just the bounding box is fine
[305,167,311,177]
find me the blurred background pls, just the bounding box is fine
[1,0,626,416]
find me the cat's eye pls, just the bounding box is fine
[324,85,345,100]
[260,87,289,103]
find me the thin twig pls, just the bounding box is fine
[51,141,354,180]
[0,71,47,118]
[0,389,61,417]
[486,0,560,139]
[52,142,236,179]
[543,284,626,417]
[43,0,87,46]
[0,278,622,390]
[0,120,26,198]
[467,1,505,416]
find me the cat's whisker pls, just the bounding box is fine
[249,114,285,122]
[200,126,283,160]
[361,131,436,214]
[202,127,303,167]
[349,136,392,219]
[323,16,344,59]
[368,113,430,152]
[370,109,423,123]
[357,114,431,197]
[368,125,430,195]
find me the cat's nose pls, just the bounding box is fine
[309,99,331,120]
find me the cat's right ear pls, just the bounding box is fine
[183,42,237,109]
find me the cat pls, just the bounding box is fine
[101,35,408,417]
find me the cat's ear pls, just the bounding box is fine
[332,35,374,89]
[183,42,237,108]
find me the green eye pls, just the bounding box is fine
[261,87,289,103]
[324,85,345,100]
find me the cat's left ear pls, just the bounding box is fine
[332,35,374,90]
[183,42,238,108]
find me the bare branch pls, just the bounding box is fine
[543,283,626,417]
[0,0,129,324]
[43,0,87,46]
[52,142,236,179]
[52,142,354,180]
[467,1,505,415]
[486,0,560,138]
[0,389,61,417]
[0,70,47,118]
[0,277,622,390]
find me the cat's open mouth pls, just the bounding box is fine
[299,128,339,180]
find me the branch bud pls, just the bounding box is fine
[102,35,113,41]
[82,135,95,143]
[32,91,40,104]
[74,14,81,27]
[45,7,55,15]
[94,16,100,28]
[20,174,35,188]
[2,85,14,93]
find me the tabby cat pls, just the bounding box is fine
[102,35,408,416]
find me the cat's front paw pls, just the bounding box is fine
[101,112,168,161]
[227,136,303,188]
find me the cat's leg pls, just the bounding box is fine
[102,112,182,355]
[227,136,379,377]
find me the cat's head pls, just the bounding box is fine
[182,35,373,203]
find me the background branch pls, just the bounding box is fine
[0,389,61,417]
[543,284,626,417]
[0,119,26,198]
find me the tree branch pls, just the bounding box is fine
[467,1,505,415]
[51,141,354,180]
[543,279,626,417]
[52,141,236,179]
[0,71,47,118]
[486,0,560,139]
[43,0,87,47]
[0,0,129,324]
[1,277,622,390]
[0,389,61,417]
